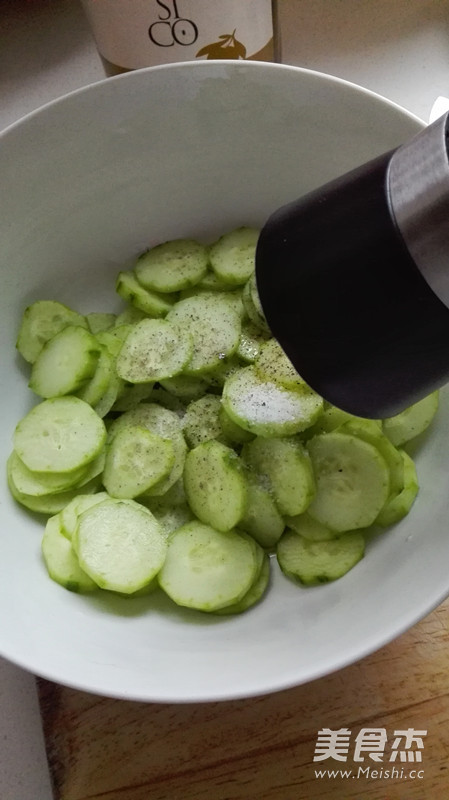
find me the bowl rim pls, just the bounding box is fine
[0,59,425,141]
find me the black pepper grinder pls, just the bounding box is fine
[255,110,449,418]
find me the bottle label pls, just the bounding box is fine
[82,0,274,69]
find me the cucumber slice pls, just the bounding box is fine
[221,289,245,321]
[304,405,381,440]
[183,440,247,532]
[160,374,209,401]
[166,294,241,375]
[182,394,224,449]
[96,325,135,358]
[140,477,186,509]
[116,319,192,383]
[179,287,245,322]
[307,432,390,531]
[338,420,404,497]
[254,338,307,391]
[222,366,323,437]
[93,372,124,418]
[242,273,270,335]
[157,521,257,611]
[237,321,268,363]
[86,312,116,334]
[16,300,88,364]
[239,474,285,548]
[73,498,167,594]
[149,502,194,539]
[209,227,259,286]
[146,387,186,417]
[112,382,155,412]
[179,281,240,299]
[42,515,98,593]
[214,553,271,615]
[218,406,255,445]
[284,512,340,542]
[8,467,102,515]
[118,577,159,599]
[116,270,178,316]
[114,306,148,327]
[103,425,174,499]
[29,325,100,399]
[89,334,128,416]
[7,451,88,497]
[203,356,242,390]
[107,404,187,497]
[382,391,439,446]
[76,345,114,407]
[277,528,365,585]
[59,491,110,539]
[242,436,315,516]
[196,270,236,292]
[135,239,209,292]
[237,529,264,573]
[75,450,106,488]
[376,449,419,526]
[14,397,106,474]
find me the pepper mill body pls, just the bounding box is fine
[256,114,449,418]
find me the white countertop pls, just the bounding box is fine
[1,2,448,798]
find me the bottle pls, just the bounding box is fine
[81,1,280,76]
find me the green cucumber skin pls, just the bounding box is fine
[242,436,316,517]
[277,529,365,586]
[158,522,258,611]
[10,228,437,617]
[183,441,247,533]
[306,432,391,532]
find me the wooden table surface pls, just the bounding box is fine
[38,596,449,800]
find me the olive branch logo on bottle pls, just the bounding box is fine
[196,30,247,60]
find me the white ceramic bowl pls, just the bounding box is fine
[0,61,446,702]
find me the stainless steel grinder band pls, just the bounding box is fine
[388,110,449,308]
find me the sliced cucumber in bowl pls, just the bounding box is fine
[7,227,439,618]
